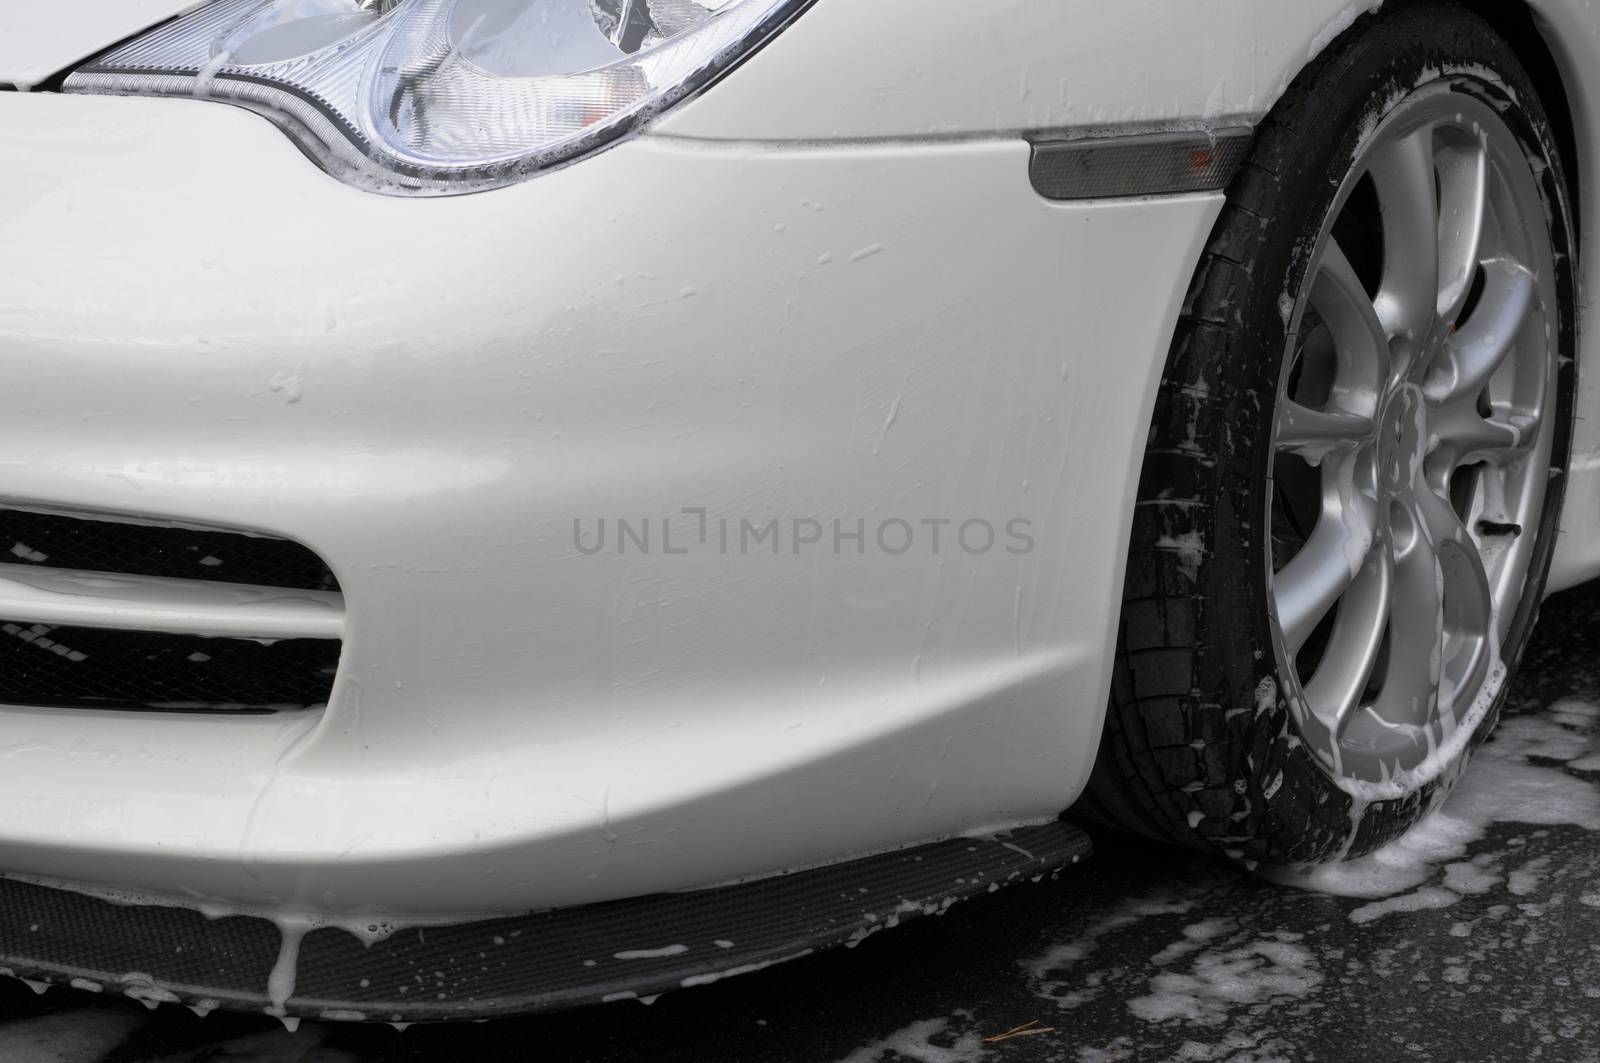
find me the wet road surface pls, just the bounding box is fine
[5,585,1600,1063]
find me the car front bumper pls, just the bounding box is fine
[0,92,1220,921]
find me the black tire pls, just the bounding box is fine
[1083,1,1579,865]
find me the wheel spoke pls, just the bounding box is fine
[1305,539,1392,732]
[1276,401,1373,460]
[1310,237,1389,400]
[1369,126,1442,346]
[1430,401,1537,467]
[1370,505,1443,729]
[1435,138,1489,326]
[1417,486,1496,688]
[1273,456,1378,653]
[1413,485,1475,560]
[1427,257,1536,405]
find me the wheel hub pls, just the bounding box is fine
[1376,382,1427,497]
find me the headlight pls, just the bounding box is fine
[64,0,808,195]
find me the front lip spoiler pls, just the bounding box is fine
[0,821,1091,1022]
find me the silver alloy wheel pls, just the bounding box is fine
[1269,83,1559,786]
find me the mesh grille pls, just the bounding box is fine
[0,509,341,712]
[0,622,339,711]
[0,508,338,591]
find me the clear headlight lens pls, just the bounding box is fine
[64,0,807,195]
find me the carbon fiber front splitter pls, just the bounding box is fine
[0,821,1090,1022]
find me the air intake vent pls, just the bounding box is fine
[0,508,343,713]
[0,622,340,712]
[0,507,338,591]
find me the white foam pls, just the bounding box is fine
[834,1014,986,1063]
[1126,934,1321,1026]
[1279,810,1479,899]
[1349,885,1460,924]
[613,944,689,961]
[1148,918,1236,967]
[1306,1,1384,61]
[1440,853,1502,895]
[1024,891,1204,1007]
[1507,855,1552,896]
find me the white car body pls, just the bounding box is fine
[0,0,1597,939]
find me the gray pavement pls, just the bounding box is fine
[4,584,1600,1062]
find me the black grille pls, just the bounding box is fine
[0,509,340,712]
[0,622,339,711]
[0,508,338,591]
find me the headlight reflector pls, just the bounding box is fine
[65,0,806,194]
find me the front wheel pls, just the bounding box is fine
[1086,1,1578,865]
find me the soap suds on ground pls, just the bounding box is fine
[1271,705,1600,920]
[837,701,1600,1063]
[834,1012,985,1063]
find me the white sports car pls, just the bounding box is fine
[0,0,1596,1024]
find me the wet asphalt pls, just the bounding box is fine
[5,584,1600,1063]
